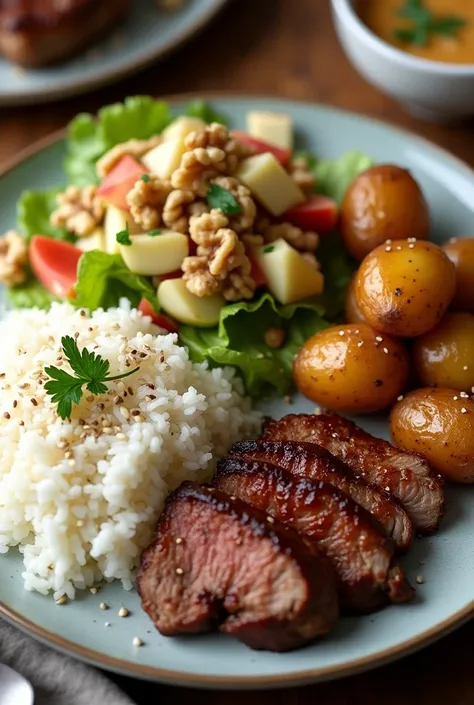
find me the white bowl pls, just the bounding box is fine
[331,0,474,123]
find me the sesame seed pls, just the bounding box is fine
[99,602,109,610]
[385,239,392,244]
[175,568,184,576]
[55,595,67,605]
[133,415,144,423]
[175,537,183,544]
[461,408,468,414]
[385,486,390,492]
[102,427,112,434]
[267,516,275,524]
[338,330,345,336]
[90,587,98,594]
[332,433,338,438]
[57,441,68,449]
[230,496,236,501]
[408,243,415,249]
[18,383,30,389]
[121,407,130,420]
[68,459,75,467]
[116,432,126,440]
[31,398,38,406]
[385,246,392,252]
[453,396,459,401]
[132,637,143,647]
[396,246,402,251]
[76,520,84,527]
[65,450,73,459]
[357,341,364,347]
[383,347,389,354]
[131,408,141,416]
[12,400,17,408]
[19,420,24,426]
[3,412,10,419]
[416,575,424,584]
[128,387,133,396]
[105,622,111,627]
[375,336,383,342]
[407,237,417,243]
[460,391,469,398]
[463,366,468,371]
[397,395,404,401]
[118,607,129,618]
[0,373,4,378]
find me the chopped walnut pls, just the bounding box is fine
[172,123,252,197]
[0,230,28,285]
[50,185,105,237]
[263,222,319,252]
[241,233,265,248]
[183,209,256,301]
[96,136,163,178]
[211,176,257,233]
[288,156,316,195]
[126,176,172,231]
[162,189,208,233]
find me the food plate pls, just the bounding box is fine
[0,1,227,107]
[0,96,473,689]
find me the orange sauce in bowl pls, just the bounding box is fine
[357,0,474,65]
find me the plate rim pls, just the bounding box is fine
[0,92,473,688]
[0,1,229,106]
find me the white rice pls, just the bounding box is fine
[0,299,261,599]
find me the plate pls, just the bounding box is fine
[0,96,473,689]
[0,1,227,106]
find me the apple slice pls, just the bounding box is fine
[103,205,141,255]
[162,116,206,142]
[119,230,189,276]
[76,227,105,253]
[142,137,186,180]
[158,277,225,327]
[254,238,324,305]
[285,195,339,234]
[236,153,305,216]
[97,155,147,211]
[231,130,291,166]
[246,111,293,150]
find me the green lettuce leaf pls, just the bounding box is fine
[185,99,229,126]
[295,149,374,204]
[17,189,73,242]
[74,250,157,311]
[64,96,172,187]
[179,292,329,397]
[6,278,60,310]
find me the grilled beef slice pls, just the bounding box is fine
[262,414,444,533]
[229,439,413,552]
[137,481,338,652]
[0,0,132,68]
[214,459,415,613]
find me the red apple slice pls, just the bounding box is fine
[284,194,339,233]
[97,155,148,211]
[231,130,291,166]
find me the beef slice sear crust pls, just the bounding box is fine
[137,481,339,653]
[261,413,444,534]
[214,459,415,613]
[229,439,413,552]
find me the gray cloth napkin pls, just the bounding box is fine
[0,618,136,705]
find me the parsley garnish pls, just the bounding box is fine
[45,336,139,420]
[141,174,151,183]
[394,0,466,47]
[206,184,241,215]
[149,229,162,237]
[116,223,132,246]
[263,245,274,253]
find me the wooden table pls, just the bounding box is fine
[0,0,472,702]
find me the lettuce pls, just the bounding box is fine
[296,149,374,204]
[73,251,157,311]
[179,293,329,397]
[185,99,229,126]
[17,189,73,242]
[6,278,60,310]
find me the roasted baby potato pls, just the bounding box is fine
[413,313,474,391]
[344,274,367,324]
[355,239,456,337]
[390,388,474,483]
[293,323,409,414]
[340,165,430,261]
[441,237,474,312]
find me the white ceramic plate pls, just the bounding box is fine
[0,0,227,106]
[0,96,473,689]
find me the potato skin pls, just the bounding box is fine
[390,388,474,483]
[413,313,474,391]
[344,274,367,324]
[293,323,409,414]
[441,237,474,312]
[355,239,456,337]
[340,165,430,261]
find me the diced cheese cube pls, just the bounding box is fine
[142,138,186,180]
[119,230,189,276]
[162,116,206,142]
[104,206,141,255]
[76,227,105,253]
[158,277,225,327]
[236,153,304,216]
[255,238,324,305]
[247,110,293,149]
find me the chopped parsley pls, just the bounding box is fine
[206,184,241,215]
[149,229,162,237]
[116,223,132,246]
[141,174,151,183]
[393,0,466,47]
[263,245,274,253]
